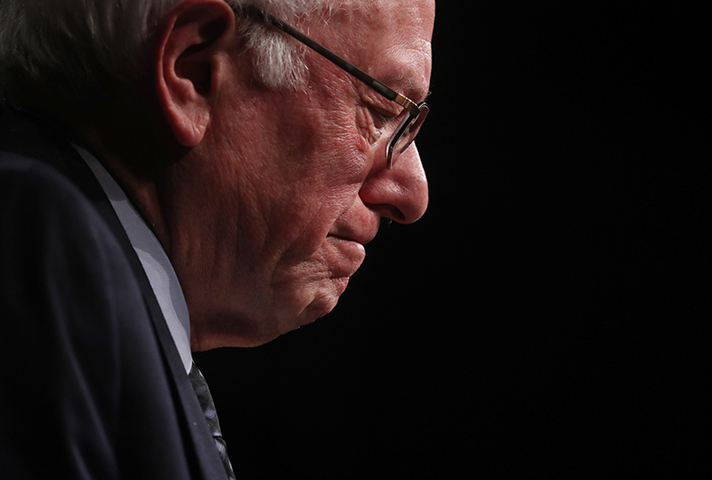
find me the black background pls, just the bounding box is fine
[195,3,708,478]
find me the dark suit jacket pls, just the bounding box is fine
[0,110,229,480]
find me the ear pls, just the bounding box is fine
[154,0,235,147]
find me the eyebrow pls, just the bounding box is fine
[379,71,431,105]
[400,82,432,105]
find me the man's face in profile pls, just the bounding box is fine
[172,0,434,349]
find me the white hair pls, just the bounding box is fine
[236,0,346,90]
[0,0,344,112]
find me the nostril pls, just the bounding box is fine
[366,203,406,224]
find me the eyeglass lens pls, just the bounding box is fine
[387,103,429,168]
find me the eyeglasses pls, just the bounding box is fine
[240,6,430,169]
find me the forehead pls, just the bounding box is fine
[320,0,435,101]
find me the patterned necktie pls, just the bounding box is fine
[189,363,237,480]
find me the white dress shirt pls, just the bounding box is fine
[74,144,193,374]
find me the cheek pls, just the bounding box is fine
[264,130,370,259]
[271,173,363,265]
[256,155,369,330]
[184,92,372,342]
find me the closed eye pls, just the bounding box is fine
[367,104,400,130]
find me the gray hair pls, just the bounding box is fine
[0,0,343,112]
[237,0,346,90]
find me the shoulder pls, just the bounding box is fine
[0,114,198,480]
[0,149,143,363]
[0,152,160,478]
[1,149,92,209]
[0,151,122,281]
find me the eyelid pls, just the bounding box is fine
[362,90,400,118]
[368,103,398,121]
[366,104,401,130]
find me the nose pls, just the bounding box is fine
[359,144,429,224]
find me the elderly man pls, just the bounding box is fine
[0,0,433,478]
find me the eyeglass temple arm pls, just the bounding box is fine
[241,6,420,116]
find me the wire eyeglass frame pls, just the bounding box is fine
[239,5,430,169]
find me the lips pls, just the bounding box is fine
[328,221,379,247]
[326,235,367,278]
[326,214,380,278]
[325,221,380,279]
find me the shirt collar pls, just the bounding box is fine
[74,144,193,374]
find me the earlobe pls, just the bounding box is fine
[154,0,235,147]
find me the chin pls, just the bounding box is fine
[288,275,351,329]
[197,276,352,349]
